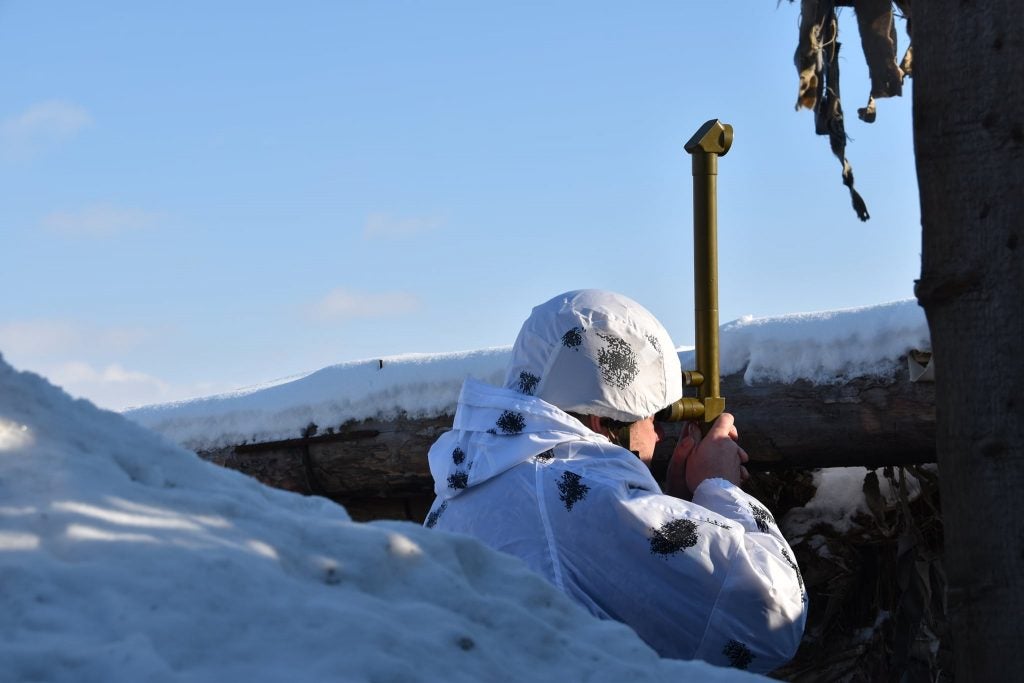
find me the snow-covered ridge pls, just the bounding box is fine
[125,300,929,451]
[126,348,512,450]
[0,356,760,682]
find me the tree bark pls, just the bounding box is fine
[913,3,1024,679]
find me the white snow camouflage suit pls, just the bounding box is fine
[424,291,807,673]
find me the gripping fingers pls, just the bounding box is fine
[710,413,735,440]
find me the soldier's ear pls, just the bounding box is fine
[586,414,608,437]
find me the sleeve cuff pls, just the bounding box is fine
[693,477,740,494]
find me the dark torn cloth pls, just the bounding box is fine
[856,0,903,101]
[793,0,912,221]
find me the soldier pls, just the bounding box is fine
[424,289,806,673]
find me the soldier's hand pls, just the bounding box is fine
[682,413,750,491]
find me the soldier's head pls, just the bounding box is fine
[503,289,682,461]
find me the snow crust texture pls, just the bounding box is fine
[711,299,929,384]
[124,299,930,451]
[127,349,511,450]
[0,355,763,682]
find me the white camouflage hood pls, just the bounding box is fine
[429,290,684,501]
[427,379,619,500]
[502,289,682,423]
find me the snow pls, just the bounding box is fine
[0,299,934,679]
[782,466,928,538]
[783,468,880,536]
[710,299,930,384]
[125,300,930,451]
[0,355,763,682]
[126,349,511,450]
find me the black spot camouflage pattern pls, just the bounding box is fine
[517,371,540,395]
[496,410,525,434]
[723,640,755,670]
[561,327,583,349]
[596,333,639,389]
[556,471,590,511]
[749,503,775,534]
[649,518,699,556]
[447,471,468,490]
[424,500,448,528]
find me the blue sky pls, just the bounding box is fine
[0,1,919,409]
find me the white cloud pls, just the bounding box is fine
[0,320,227,411]
[53,361,167,389]
[46,361,172,411]
[1,100,92,159]
[39,361,229,412]
[0,320,152,358]
[0,320,81,357]
[40,204,162,238]
[363,212,444,239]
[310,288,420,320]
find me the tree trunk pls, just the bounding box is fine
[913,3,1024,679]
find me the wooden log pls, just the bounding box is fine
[647,362,935,477]
[199,360,935,517]
[712,361,935,470]
[203,417,450,522]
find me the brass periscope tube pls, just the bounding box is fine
[656,119,732,427]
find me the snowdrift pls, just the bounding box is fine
[0,355,762,682]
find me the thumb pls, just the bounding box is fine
[708,412,735,440]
